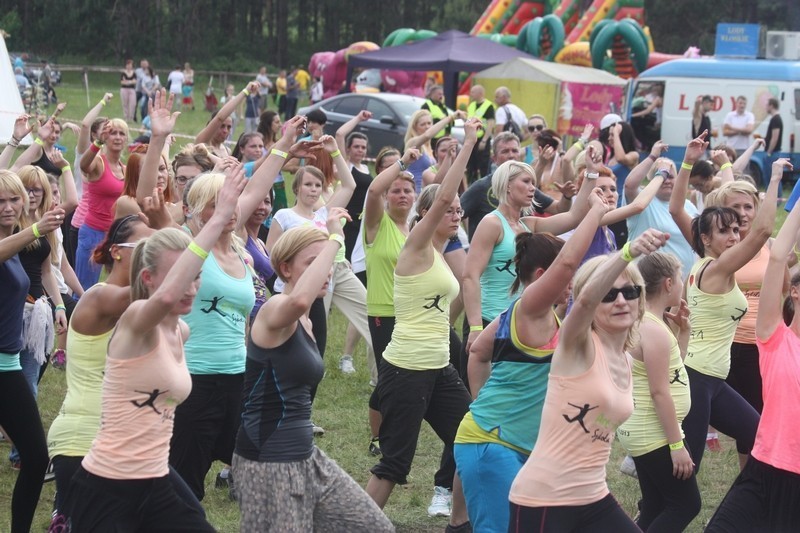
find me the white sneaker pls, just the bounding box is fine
[427,486,452,517]
[339,355,356,374]
[620,455,638,478]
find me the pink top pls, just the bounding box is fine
[733,245,770,345]
[82,154,124,231]
[82,327,192,479]
[753,322,800,475]
[509,333,633,507]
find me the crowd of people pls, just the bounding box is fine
[0,66,798,533]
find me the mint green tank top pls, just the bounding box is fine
[479,210,529,321]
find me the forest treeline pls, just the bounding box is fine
[0,0,798,69]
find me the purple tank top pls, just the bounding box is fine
[246,235,274,320]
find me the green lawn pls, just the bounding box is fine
[0,71,761,531]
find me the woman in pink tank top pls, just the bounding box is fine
[75,118,128,289]
[62,167,247,531]
[707,160,800,532]
[508,228,669,533]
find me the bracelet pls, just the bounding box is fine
[680,161,694,171]
[7,140,19,148]
[60,164,71,173]
[99,99,107,107]
[397,159,407,172]
[328,233,345,247]
[187,241,209,260]
[621,242,635,262]
[669,441,685,451]
[648,153,658,162]
[270,148,288,159]
[241,88,250,97]
[31,222,42,238]
[585,171,599,180]
[34,138,44,146]
[469,325,484,332]
[89,142,101,153]
[719,162,732,171]
[55,304,66,312]
[329,149,341,159]
[572,140,584,150]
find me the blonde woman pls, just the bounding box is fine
[404,109,463,192]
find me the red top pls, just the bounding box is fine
[83,154,124,231]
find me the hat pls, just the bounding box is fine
[600,113,622,130]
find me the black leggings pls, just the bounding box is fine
[0,369,49,533]
[308,296,327,403]
[368,316,396,411]
[726,342,763,413]
[631,443,701,532]
[682,367,759,472]
[508,494,639,533]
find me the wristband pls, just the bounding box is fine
[187,241,209,260]
[621,242,635,262]
[469,325,484,332]
[585,171,599,180]
[241,88,250,97]
[270,148,288,159]
[60,165,71,173]
[34,138,44,146]
[669,441,685,451]
[31,222,42,238]
[99,99,107,107]
[648,153,658,162]
[572,140,584,150]
[55,304,66,312]
[681,161,694,171]
[397,159,407,172]
[328,233,345,247]
[719,162,732,171]
[7,140,19,148]
[89,142,100,153]
[329,149,341,159]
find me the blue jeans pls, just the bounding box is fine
[76,225,105,289]
[454,441,527,533]
[9,348,41,464]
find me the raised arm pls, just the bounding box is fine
[49,150,78,213]
[78,93,113,153]
[759,170,800,340]
[610,123,639,168]
[137,90,180,204]
[80,121,111,181]
[196,81,259,144]
[321,135,356,209]
[364,148,419,239]
[563,124,593,163]
[602,174,664,226]
[732,138,765,174]
[711,149,734,185]
[671,133,708,241]
[0,115,33,170]
[467,317,500,397]
[0,206,64,263]
[335,110,371,164]
[405,111,463,150]
[624,141,667,202]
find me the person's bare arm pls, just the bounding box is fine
[79,93,113,154]
[196,81,259,144]
[0,207,63,263]
[137,90,179,204]
[49,150,78,214]
[467,318,499,397]
[625,141,667,202]
[732,138,765,174]
[0,115,33,170]
[335,110,371,165]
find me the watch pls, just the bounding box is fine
[397,159,407,172]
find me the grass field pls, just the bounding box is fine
[0,71,768,531]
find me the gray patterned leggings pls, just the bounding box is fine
[233,447,395,532]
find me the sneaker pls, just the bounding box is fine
[51,349,66,370]
[312,424,325,436]
[339,355,356,374]
[9,459,20,471]
[215,466,231,488]
[706,433,722,452]
[44,461,55,483]
[427,486,452,517]
[619,455,637,478]
[445,521,473,533]
[369,437,381,456]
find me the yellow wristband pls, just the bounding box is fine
[99,99,107,107]
[55,304,66,311]
[681,161,693,171]
[669,441,684,451]
[187,241,209,260]
[31,222,42,238]
[241,88,251,97]
[329,233,344,247]
[330,149,342,159]
[469,325,484,332]
[719,162,732,171]
[60,165,71,173]
[573,140,584,150]
[34,138,44,146]
[621,242,634,262]
[270,148,288,159]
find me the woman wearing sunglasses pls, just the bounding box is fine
[669,132,787,474]
[508,228,667,532]
[522,115,546,166]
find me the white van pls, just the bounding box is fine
[626,58,800,184]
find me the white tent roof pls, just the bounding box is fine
[476,57,627,86]
[0,32,27,145]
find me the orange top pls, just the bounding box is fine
[509,333,633,507]
[82,327,192,480]
[734,245,770,345]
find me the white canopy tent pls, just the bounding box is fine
[0,32,28,145]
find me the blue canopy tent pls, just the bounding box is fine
[347,30,535,108]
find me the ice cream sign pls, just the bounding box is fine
[558,82,624,137]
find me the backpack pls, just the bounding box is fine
[502,106,522,138]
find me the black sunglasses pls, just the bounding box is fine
[527,124,545,132]
[602,285,642,303]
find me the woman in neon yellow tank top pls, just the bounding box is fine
[365,118,483,531]
[669,131,786,474]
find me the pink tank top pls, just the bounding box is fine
[509,333,633,507]
[83,154,124,231]
[82,326,192,479]
[733,245,770,345]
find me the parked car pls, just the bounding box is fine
[299,92,463,158]
[9,52,61,85]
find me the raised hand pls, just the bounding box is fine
[401,148,421,166]
[588,186,610,212]
[580,123,594,142]
[288,140,324,162]
[37,117,56,141]
[319,134,338,153]
[771,158,793,182]
[246,81,261,96]
[148,89,180,137]
[213,163,247,222]
[629,229,669,258]
[48,148,68,169]
[326,206,351,237]
[141,187,173,230]
[357,110,373,122]
[553,180,577,199]
[279,115,307,146]
[13,114,33,140]
[585,145,598,172]
[611,123,622,139]
[710,149,730,167]
[649,140,668,160]
[683,130,709,164]
[664,299,690,333]
[102,92,114,104]
[463,117,481,144]
[37,206,67,234]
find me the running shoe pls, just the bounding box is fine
[369,437,381,456]
[339,355,356,374]
[427,486,452,517]
[619,455,638,478]
[51,349,66,370]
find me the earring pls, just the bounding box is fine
[115,255,122,261]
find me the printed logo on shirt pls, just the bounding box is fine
[130,389,168,414]
[422,294,446,313]
[731,307,747,322]
[669,368,688,386]
[562,402,614,444]
[495,259,516,276]
[201,296,228,317]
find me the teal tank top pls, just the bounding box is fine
[479,210,528,321]
[183,252,255,374]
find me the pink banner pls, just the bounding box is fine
[557,82,624,137]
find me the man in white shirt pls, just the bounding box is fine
[167,65,184,109]
[723,96,755,153]
[492,86,527,137]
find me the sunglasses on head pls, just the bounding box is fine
[527,124,544,132]
[602,285,642,303]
